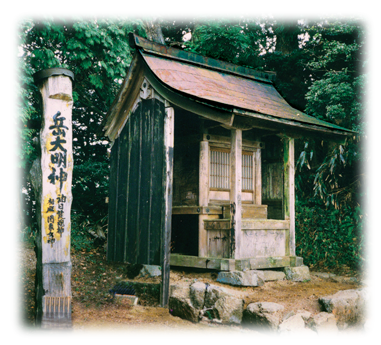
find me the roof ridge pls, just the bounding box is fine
[128,33,276,84]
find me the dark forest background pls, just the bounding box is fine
[18,18,366,271]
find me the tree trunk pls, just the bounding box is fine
[273,23,300,54]
[142,19,165,45]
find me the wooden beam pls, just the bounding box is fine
[202,133,263,150]
[283,137,295,256]
[169,254,303,270]
[160,105,174,308]
[233,108,353,141]
[204,219,231,230]
[172,206,223,215]
[230,129,242,259]
[170,254,222,269]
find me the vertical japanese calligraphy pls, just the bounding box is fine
[48,111,68,193]
[46,111,69,247]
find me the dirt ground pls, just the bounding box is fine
[19,241,364,332]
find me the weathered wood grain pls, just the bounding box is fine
[283,137,295,256]
[161,105,174,307]
[199,140,209,207]
[230,129,242,259]
[172,205,223,215]
[34,70,73,327]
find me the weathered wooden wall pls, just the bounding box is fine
[107,98,167,265]
[262,136,284,219]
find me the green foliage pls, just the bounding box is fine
[297,20,365,212]
[157,19,195,46]
[295,198,365,270]
[70,213,97,252]
[184,19,272,68]
[19,18,365,271]
[19,18,144,242]
[10,18,34,169]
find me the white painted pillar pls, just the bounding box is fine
[198,140,209,257]
[33,68,74,328]
[230,129,242,259]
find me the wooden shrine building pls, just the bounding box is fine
[103,34,352,274]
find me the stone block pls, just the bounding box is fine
[213,296,244,324]
[256,270,285,281]
[220,259,235,271]
[312,272,336,279]
[169,296,200,323]
[290,256,304,267]
[190,282,206,309]
[204,284,229,308]
[319,288,367,329]
[243,302,284,331]
[114,294,139,306]
[279,314,319,339]
[216,270,264,287]
[139,264,161,278]
[170,284,190,299]
[284,266,311,282]
[307,312,338,333]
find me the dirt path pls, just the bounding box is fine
[69,303,270,339]
[20,241,363,331]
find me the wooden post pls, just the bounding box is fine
[198,140,209,257]
[161,104,174,307]
[230,129,242,259]
[33,68,74,328]
[283,137,295,256]
[254,148,262,205]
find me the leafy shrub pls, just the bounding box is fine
[295,198,365,271]
[71,213,107,252]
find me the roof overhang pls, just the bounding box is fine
[104,34,355,142]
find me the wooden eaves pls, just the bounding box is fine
[103,33,355,143]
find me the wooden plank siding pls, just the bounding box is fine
[107,134,120,261]
[107,98,167,266]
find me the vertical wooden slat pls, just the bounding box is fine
[123,119,132,262]
[126,103,141,263]
[115,124,129,261]
[149,100,165,264]
[108,98,169,270]
[107,136,120,261]
[138,100,153,263]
